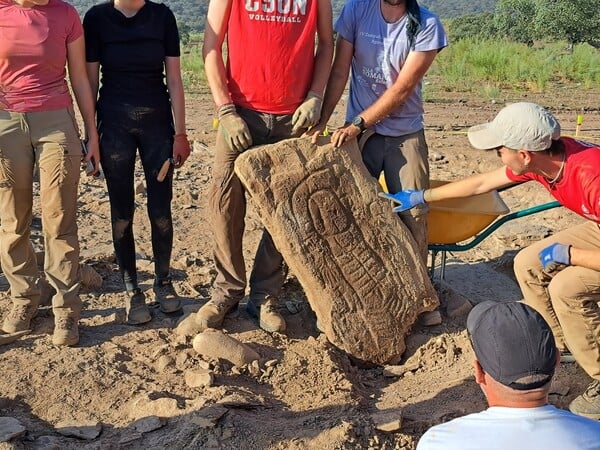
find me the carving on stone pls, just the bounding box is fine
[235,137,438,364]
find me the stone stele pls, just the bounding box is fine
[234,137,438,365]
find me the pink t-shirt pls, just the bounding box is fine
[0,0,82,112]
[506,137,600,223]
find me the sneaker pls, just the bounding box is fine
[126,289,152,325]
[153,279,182,313]
[569,380,600,420]
[2,303,38,333]
[316,318,324,333]
[195,298,238,330]
[246,296,286,333]
[418,309,443,326]
[560,351,577,364]
[52,315,79,346]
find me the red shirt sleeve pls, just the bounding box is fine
[505,166,533,183]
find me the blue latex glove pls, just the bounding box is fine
[538,243,571,271]
[378,189,425,212]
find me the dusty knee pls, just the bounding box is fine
[548,274,586,305]
[513,246,539,273]
[152,216,172,234]
[113,218,132,239]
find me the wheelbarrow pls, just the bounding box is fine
[379,178,562,280]
[426,180,562,279]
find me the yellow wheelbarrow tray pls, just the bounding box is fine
[426,180,510,245]
[426,180,561,279]
[378,177,562,279]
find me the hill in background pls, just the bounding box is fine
[421,0,495,17]
[69,0,496,33]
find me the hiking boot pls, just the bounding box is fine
[246,296,286,333]
[2,303,38,333]
[195,298,238,330]
[153,279,182,313]
[52,315,79,346]
[418,309,443,326]
[125,289,152,325]
[569,380,600,419]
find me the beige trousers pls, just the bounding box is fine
[514,221,600,380]
[0,108,82,316]
[361,129,430,263]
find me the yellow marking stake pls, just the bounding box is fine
[575,109,584,137]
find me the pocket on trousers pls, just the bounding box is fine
[0,150,11,189]
[38,142,80,189]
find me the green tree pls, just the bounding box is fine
[178,21,193,46]
[534,0,600,50]
[494,0,537,45]
[447,13,497,41]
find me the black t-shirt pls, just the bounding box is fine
[83,0,180,107]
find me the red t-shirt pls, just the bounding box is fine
[226,0,318,114]
[0,0,82,112]
[506,137,600,223]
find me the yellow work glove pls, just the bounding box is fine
[218,104,252,152]
[292,91,323,134]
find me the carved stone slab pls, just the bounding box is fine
[235,137,438,364]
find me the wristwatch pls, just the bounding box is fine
[351,115,366,132]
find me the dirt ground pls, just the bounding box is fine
[1,86,599,450]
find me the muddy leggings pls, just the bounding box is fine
[97,102,174,292]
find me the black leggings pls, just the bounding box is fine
[98,102,174,291]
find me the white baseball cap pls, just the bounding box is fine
[468,102,561,151]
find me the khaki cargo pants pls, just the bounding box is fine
[0,108,82,316]
[514,221,600,380]
[209,106,295,305]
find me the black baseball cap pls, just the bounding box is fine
[467,301,557,390]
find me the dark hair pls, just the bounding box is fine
[537,139,565,156]
[406,0,422,49]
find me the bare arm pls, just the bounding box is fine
[202,0,232,108]
[85,61,100,101]
[360,49,438,127]
[570,247,600,271]
[67,36,100,173]
[424,166,515,202]
[165,56,191,165]
[308,0,334,97]
[308,35,353,140]
[165,56,186,135]
[321,36,352,126]
[330,48,439,147]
